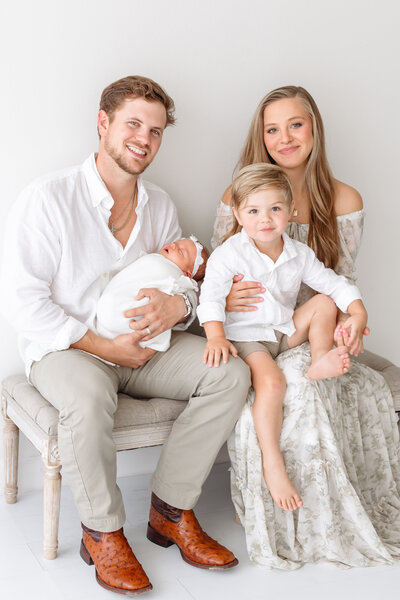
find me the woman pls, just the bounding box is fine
[212,86,400,569]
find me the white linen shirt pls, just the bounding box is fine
[197,230,361,342]
[0,153,195,377]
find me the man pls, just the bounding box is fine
[0,76,250,595]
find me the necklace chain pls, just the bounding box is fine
[109,186,137,235]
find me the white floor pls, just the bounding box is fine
[1,462,399,600]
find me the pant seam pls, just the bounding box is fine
[61,423,94,518]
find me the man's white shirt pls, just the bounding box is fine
[197,229,361,342]
[0,153,196,377]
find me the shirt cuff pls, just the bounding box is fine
[334,286,362,313]
[52,317,88,351]
[197,302,226,325]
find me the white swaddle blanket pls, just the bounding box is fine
[96,253,198,351]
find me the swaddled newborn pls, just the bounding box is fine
[96,236,208,351]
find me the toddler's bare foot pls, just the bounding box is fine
[307,346,350,380]
[263,460,303,511]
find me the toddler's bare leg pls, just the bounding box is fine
[246,351,302,511]
[288,294,350,380]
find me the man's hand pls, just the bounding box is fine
[108,334,157,368]
[203,337,238,367]
[71,330,156,368]
[226,274,265,312]
[124,288,187,343]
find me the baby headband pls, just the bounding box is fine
[189,235,204,277]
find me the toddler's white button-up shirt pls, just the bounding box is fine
[197,230,361,342]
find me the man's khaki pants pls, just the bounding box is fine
[30,331,250,532]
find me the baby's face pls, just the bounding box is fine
[159,238,197,277]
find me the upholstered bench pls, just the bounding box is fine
[1,374,187,559]
[3,355,400,561]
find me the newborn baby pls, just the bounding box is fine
[96,236,208,351]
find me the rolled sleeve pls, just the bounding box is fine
[333,285,362,313]
[1,187,88,359]
[197,301,226,325]
[301,246,362,312]
[197,244,235,326]
[53,318,88,351]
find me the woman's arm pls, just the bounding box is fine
[332,180,368,344]
[332,180,400,408]
[210,185,235,249]
[221,185,233,206]
[333,180,363,216]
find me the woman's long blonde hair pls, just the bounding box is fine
[238,86,339,268]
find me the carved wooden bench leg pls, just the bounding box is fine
[42,440,62,559]
[2,411,19,504]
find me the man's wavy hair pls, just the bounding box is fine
[99,75,176,126]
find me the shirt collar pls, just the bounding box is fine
[82,154,112,208]
[239,228,298,263]
[281,231,298,259]
[82,153,149,212]
[239,228,256,249]
[136,177,149,213]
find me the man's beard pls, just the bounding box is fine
[104,138,149,176]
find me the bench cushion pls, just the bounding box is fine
[2,374,187,437]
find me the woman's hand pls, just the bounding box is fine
[225,274,265,312]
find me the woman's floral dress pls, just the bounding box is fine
[212,204,400,569]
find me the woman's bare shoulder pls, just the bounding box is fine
[333,180,363,216]
[221,184,233,206]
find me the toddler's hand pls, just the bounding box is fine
[203,337,238,367]
[335,322,370,348]
[334,324,350,348]
[341,314,369,356]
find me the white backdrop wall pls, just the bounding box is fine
[1,0,399,493]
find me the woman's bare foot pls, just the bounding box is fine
[263,459,303,511]
[307,346,350,380]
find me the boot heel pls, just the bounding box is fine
[80,540,94,565]
[147,523,174,548]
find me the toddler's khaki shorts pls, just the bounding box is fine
[231,331,289,361]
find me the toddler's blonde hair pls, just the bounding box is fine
[225,163,293,241]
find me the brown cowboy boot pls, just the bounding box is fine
[147,493,238,570]
[80,524,152,595]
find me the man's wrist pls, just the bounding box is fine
[71,330,112,360]
[176,292,192,321]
